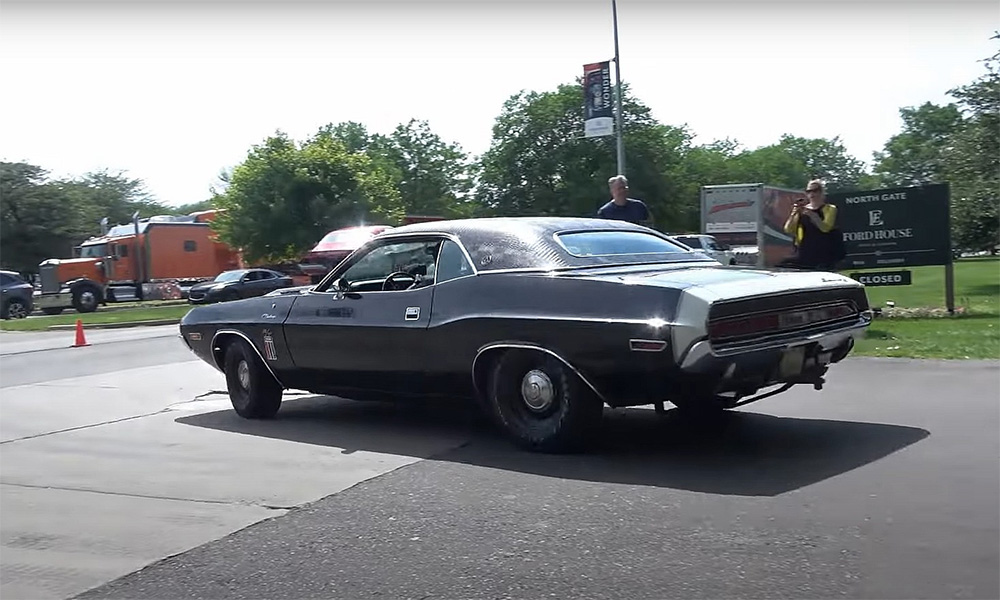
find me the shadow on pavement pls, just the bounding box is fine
[175,395,930,497]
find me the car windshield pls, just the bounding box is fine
[556,230,692,257]
[214,270,246,282]
[77,244,108,258]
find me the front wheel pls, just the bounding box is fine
[224,338,283,419]
[72,286,100,313]
[487,349,604,453]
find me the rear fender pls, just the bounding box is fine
[471,342,608,406]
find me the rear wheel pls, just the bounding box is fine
[487,349,604,453]
[224,338,283,419]
[3,299,28,319]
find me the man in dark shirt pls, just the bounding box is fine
[597,175,653,226]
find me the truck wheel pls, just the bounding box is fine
[487,349,603,453]
[224,338,283,419]
[42,307,64,316]
[72,286,101,313]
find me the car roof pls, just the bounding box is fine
[373,216,710,272]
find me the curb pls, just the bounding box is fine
[47,318,181,331]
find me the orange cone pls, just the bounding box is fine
[72,319,90,348]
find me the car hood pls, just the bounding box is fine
[190,280,232,292]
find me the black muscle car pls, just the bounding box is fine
[179,217,873,452]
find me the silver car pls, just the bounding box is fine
[673,234,737,265]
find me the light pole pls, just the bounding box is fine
[612,0,625,176]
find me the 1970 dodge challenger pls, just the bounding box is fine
[179,217,873,452]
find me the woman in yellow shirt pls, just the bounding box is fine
[780,179,845,270]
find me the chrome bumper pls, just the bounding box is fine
[678,311,872,372]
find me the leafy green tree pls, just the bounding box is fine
[212,131,404,264]
[0,163,173,273]
[871,102,964,186]
[946,34,999,251]
[370,119,475,217]
[476,81,693,230]
[768,135,868,192]
[52,170,170,230]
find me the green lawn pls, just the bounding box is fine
[1,304,193,331]
[850,256,999,359]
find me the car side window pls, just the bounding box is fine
[434,240,473,284]
[257,271,275,280]
[339,240,442,291]
[0,274,13,286]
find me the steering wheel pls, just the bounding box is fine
[382,271,416,291]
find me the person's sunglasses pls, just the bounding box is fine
[806,188,821,193]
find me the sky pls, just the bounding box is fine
[1,0,997,208]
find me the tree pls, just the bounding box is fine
[52,169,170,230]
[946,33,999,251]
[0,163,86,273]
[769,135,869,192]
[871,102,964,186]
[212,131,404,264]
[369,119,475,217]
[476,81,694,230]
[0,163,172,274]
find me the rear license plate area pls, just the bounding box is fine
[778,345,806,378]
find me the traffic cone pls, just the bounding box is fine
[72,319,90,348]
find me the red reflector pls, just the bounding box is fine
[630,339,667,352]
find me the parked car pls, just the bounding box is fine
[179,217,872,453]
[671,233,738,265]
[187,269,295,305]
[1,270,34,319]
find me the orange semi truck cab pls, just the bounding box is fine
[34,210,241,314]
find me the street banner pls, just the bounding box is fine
[583,61,613,138]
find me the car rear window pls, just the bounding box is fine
[555,230,691,257]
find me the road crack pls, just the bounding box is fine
[0,390,230,445]
[0,482,291,511]
[0,408,173,445]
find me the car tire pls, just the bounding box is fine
[224,338,283,419]
[3,299,29,319]
[487,349,603,453]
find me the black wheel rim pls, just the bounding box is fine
[7,301,27,319]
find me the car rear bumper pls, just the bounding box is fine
[675,312,871,392]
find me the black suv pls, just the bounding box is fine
[1,270,34,319]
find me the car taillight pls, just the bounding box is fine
[708,313,781,339]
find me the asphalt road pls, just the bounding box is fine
[1,327,997,599]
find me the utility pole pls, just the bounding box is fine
[612,0,625,176]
